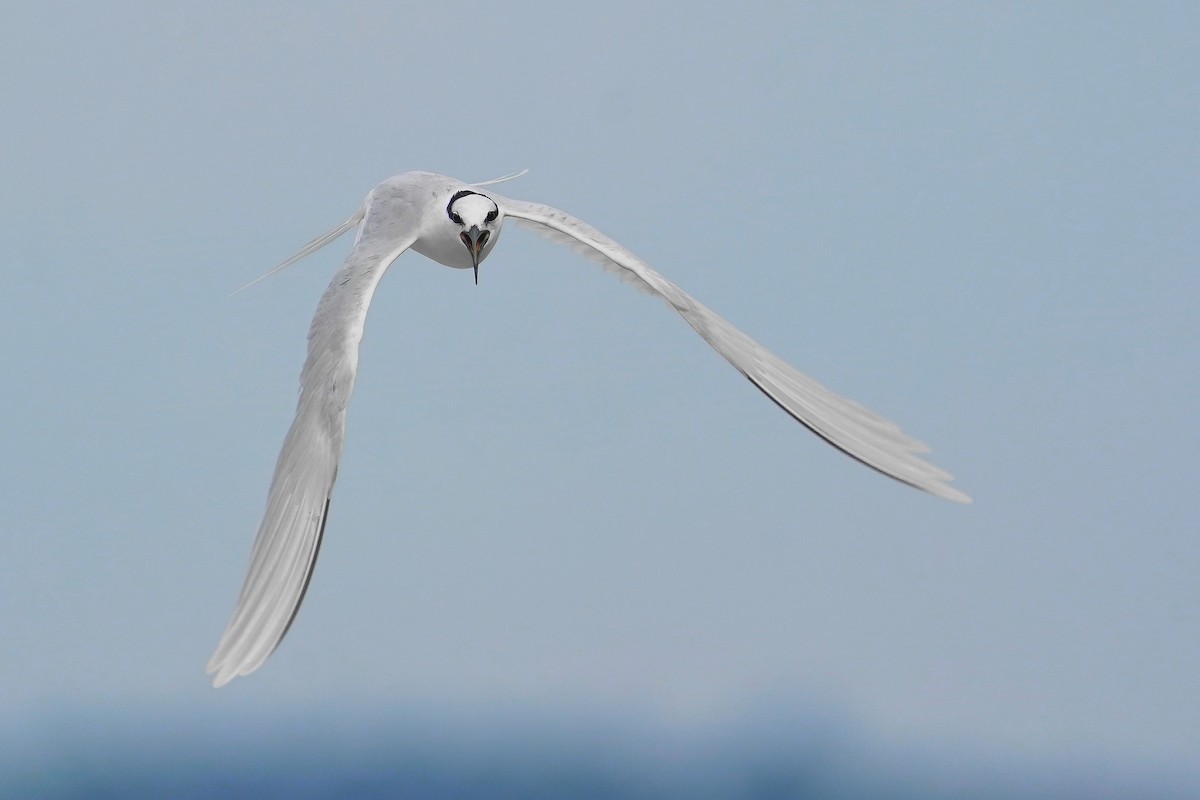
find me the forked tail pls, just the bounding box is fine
[231,206,367,296]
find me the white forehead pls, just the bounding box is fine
[450,193,498,221]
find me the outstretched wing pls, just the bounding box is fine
[207,187,419,687]
[496,195,971,504]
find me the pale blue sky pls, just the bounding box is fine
[2,0,1196,785]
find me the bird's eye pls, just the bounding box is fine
[449,211,463,225]
[485,208,498,223]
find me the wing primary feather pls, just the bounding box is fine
[276,496,330,649]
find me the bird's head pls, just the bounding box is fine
[447,191,502,284]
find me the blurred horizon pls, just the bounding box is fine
[9,699,1198,799]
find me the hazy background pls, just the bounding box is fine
[2,2,1196,797]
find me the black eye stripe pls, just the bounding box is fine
[485,208,498,222]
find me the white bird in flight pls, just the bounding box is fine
[207,170,970,687]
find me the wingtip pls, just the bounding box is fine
[207,659,243,688]
[207,656,230,688]
[939,484,974,504]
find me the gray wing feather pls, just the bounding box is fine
[497,197,971,504]
[207,189,418,687]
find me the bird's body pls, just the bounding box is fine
[207,170,970,688]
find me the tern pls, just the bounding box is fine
[207,170,970,687]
